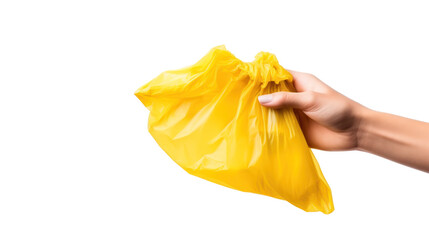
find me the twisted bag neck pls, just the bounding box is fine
[239,51,293,88]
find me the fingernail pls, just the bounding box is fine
[258,94,273,103]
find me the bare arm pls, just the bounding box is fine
[357,109,429,172]
[258,70,429,172]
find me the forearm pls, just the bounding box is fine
[356,107,429,172]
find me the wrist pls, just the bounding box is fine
[354,105,376,151]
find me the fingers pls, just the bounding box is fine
[286,69,315,92]
[258,91,317,110]
[286,69,332,93]
[286,69,306,79]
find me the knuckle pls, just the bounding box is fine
[306,91,315,101]
[280,92,292,104]
[307,73,316,79]
[304,91,317,107]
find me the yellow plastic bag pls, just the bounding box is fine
[135,46,334,214]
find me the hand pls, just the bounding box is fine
[258,70,366,151]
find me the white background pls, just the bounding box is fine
[1,1,429,239]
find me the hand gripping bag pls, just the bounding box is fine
[135,46,334,214]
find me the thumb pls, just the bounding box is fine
[258,91,316,110]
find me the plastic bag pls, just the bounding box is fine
[135,46,334,214]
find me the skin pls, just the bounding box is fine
[258,70,429,173]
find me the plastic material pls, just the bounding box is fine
[135,46,334,214]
